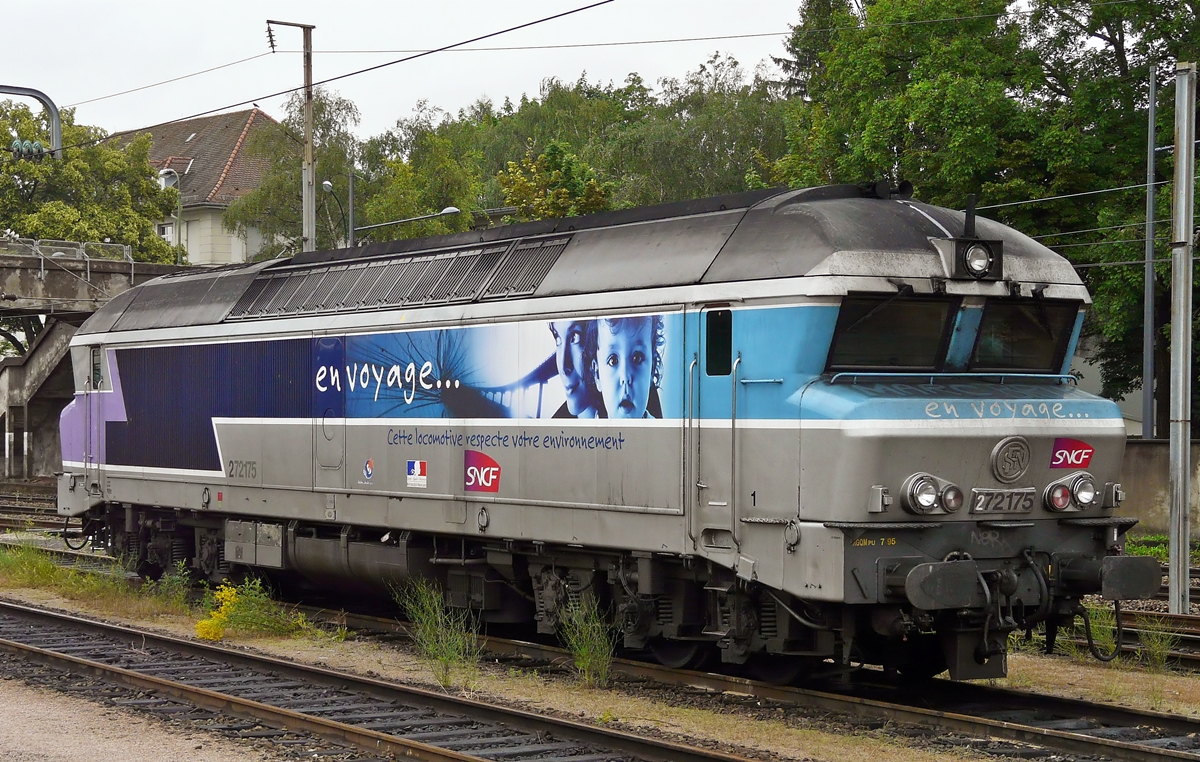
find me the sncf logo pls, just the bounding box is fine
[464,450,501,493]
[1051,438,1094,468]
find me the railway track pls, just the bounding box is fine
[4,538,1200,759]
[0,599,749,762]
[285,605,1200,762]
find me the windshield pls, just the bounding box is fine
[969,299,1079,372]
[827,295,957,371]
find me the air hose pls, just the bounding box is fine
[1079,599,1124,662]
[62,518,88,551]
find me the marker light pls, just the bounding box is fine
[963,243,993,278]
[1072,476,1097,506]
[1046,483,1072,511]
[941,485,964,512]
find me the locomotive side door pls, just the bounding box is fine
[692,306,738,553]
[83,345,104,490]
[312,336,346,490]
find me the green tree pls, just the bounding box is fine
[773,0,857,99]
[600,55,787,206]
[360,130,480,240]
[498,140,611,220]
[0,101,178,262]
[771,0,1041,207]
[224,88,361,258]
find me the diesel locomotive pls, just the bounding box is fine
[57,183,1161,681]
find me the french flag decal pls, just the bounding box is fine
[407,460,427,488]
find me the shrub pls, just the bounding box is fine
[195,578,310,641]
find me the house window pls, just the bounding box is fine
[158,223,173,244]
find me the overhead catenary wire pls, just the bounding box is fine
[56,0,617,153]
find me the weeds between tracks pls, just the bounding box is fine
[194,578,339,642]
[0,544,192,619]
[0,544,343,643]
[391,578,481,690]
[559,596,618,689]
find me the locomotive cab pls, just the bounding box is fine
[794,244,1159,679]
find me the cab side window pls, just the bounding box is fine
[91,347,102,390]
[706,309,732,376]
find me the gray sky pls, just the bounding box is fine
[9,1,801,140]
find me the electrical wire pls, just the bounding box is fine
[1031,220,1170,240]
[1052,237,1162,249]
[293,0,1136,53]
[64,53,273,108]
[60,0,616,153]
[976,180,1170,210]
[61,0,1137,150]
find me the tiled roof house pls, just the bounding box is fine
[140,108,276,265]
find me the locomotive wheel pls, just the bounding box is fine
[649,639,714,670]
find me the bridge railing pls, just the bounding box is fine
[0,237,134,281]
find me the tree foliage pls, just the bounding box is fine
[498,140,611,220]
[0,101,177,263]
[223,89,361,258]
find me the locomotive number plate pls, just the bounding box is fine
[970,487,1036,513]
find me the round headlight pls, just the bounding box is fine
[1072,476,1097,506]
[963,243,993,278]
[909,476,939,512]
[941,485,964,512]
[1046,483,1072,511]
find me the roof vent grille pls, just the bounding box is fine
[224,235,571,321]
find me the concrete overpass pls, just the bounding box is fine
[0,239,188,480]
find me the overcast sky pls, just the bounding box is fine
[8,1,801,140]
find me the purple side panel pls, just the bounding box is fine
[59,349,129,467]
[59,395,84,464]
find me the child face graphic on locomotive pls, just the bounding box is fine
[549,320,603,418]
[594,315,665,419]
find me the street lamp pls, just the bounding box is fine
[157,168,183,264]
[321,179,348,248]
[355,207,461,242]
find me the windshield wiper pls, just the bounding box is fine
[843,281,915,334]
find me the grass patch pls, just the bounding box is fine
[1125,534,1200,566]
[391,578,481,690]
[194,577,327,642]
[1136,614,1179,673]
[0,544,193,619]
[559,595,618,688]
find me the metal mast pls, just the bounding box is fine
[1145,62,1157,440]
[1169,61,1196,615]
[268,20,317,252]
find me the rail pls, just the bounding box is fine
[292,605,1200,762]
[0,599,748,762]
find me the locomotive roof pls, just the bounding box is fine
[80,184,1079,335]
